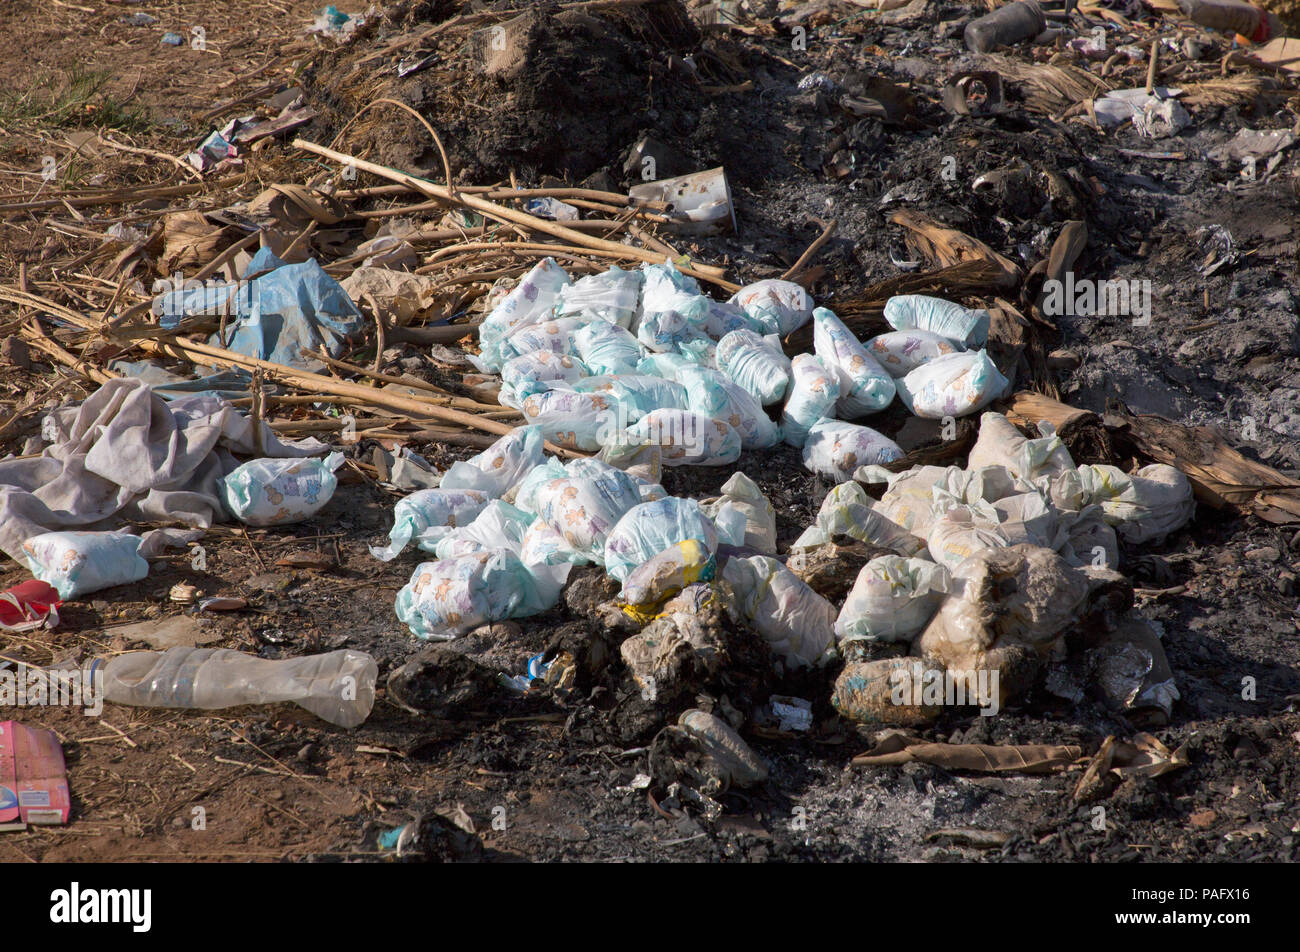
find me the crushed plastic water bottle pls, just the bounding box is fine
[100,646,378,728]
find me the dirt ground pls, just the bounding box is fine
[0,0,1298,863]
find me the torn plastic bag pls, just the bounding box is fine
[802,419,903,482]
[499,351,591,407]
[928,464,1027,514]
[509,458,568,515]
[198,249,365,372]
[793,481,925,556]
[149,247,313,330]
[917,545,1091,702]
[22,530,149,599]
[710,505,748,547]
[340,267,444,325]
[967,412,1076,482]
[370,488,490,561]
[675,334,717,368]
[639,260,701,311]
[780,354,840,448]
[1051,464,1194,545]
[728,279,814,336]
[867,465,964,538]
[1057,505,1120,569]
[563,455,665,501]
[812,307,896,417]
[394,549,567,640]
[700,472,777,554]
[677,366,781,449]
[520,388,625,452]
[884,294,990,348]
[716,329,792,406]
[1103,465,1195,544]
[636,305,712,354]
[721,554,835,668]
[621,539,717,615]
[520,516,583,567]
[375,447,440,492]
[440,424,545,499]
[573,374,688,422]
[896,349,1008,419]
[553,265,643,328]
[926,506,1011,572]
[596,439,662,485]
[476,257,570,371]
[624,410,741,466]
[680,296,764,339]
[534,465,646,563]
[572,320,644,376]
[496,317,585,367]
[636,351,697,381]
[867,329,964,377]
[603,496,720,583]
[219,452,343,526]
[432,499,533,560]
[835,555,952,644]
[355,234,417,269]
[108,360,256,403]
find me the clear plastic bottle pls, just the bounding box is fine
[964,1,1048,54]
[98,647,378,728]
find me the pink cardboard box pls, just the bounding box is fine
[0,720,71,830]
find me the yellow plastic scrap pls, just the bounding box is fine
[620,539,716,622]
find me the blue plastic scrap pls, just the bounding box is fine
[153,247,364,370]
[108,360,258,402]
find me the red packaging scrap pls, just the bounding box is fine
[0,580,61,632]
